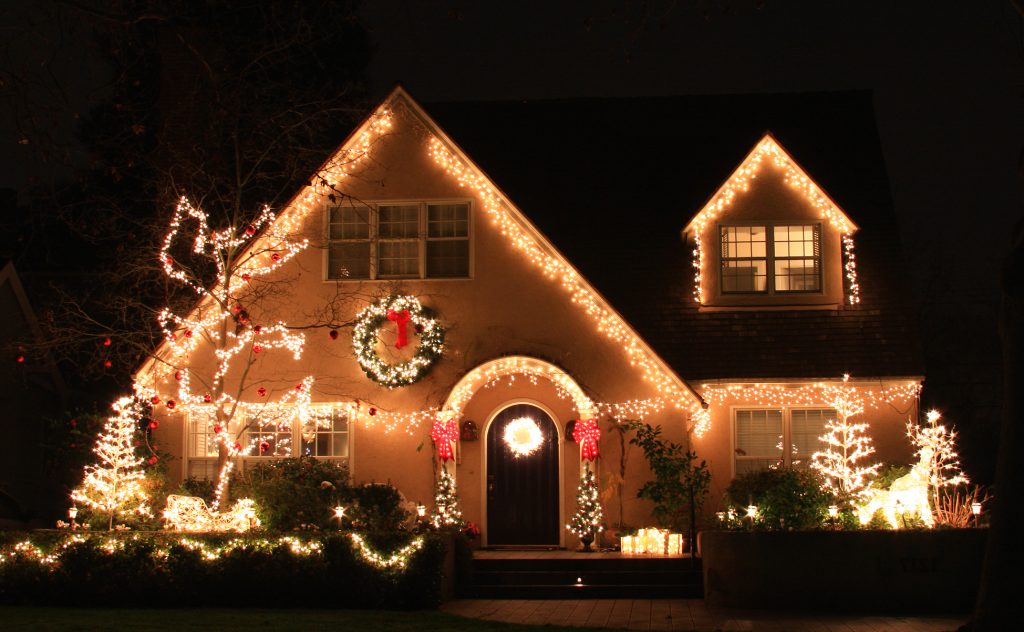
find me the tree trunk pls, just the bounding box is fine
[969,219,1024,630]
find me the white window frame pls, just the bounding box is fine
[324,199,473,281]
[719,221,822,295]
[184,405,353,480]
[730,405,836,478]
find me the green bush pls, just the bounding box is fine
[232,457,352,530]
[349,483,410,533]
[0,531,447,609]
[725,467,831,530]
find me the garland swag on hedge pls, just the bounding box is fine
[352,295,444,388]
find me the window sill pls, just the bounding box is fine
[698,302,843,313]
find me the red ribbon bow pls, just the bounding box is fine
[572,418,600,462]
[430,418,460,462]
[386,309,412,349]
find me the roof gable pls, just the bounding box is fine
[423,92,923,381]
[137,86,706,423]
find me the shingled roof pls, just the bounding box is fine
[424,91,923,382]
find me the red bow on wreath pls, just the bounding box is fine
[430,417,459,462]
[572,418,600,461]
[386,309,412,349]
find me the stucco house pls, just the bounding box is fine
[141,86,923,547]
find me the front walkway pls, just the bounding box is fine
[442,598,967,631]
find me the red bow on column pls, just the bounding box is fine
[572,418,600,461]
[430,417,459,462]
[386,309,412,349]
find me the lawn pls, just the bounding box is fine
[0,607,615,631]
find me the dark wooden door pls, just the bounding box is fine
[486,404,560,545]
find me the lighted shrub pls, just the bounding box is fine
[725,468,831,530]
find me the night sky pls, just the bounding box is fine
[2,1,1022,476]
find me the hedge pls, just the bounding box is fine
[0,531,447,609]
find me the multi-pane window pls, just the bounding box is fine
[186,407,351,479]
[720,223,821,294]
[733,407,835,476]
[326,201,470,280]
[301,409,350,458]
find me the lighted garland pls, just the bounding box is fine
[352,295,444,387]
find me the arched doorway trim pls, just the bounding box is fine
[443,356,596,418]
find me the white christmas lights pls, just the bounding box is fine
[503,417,544,457]
[70,396,153,530]
[685,135,861,305]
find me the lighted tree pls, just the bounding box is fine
[70,396,153,530]
[907,409,969,515]
[430,468,464,529]
[811,415,881,508]
[567,466,604,551]
[137,196,332,510]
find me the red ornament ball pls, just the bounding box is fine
[166,400,176,410]
[233,305,243,314]
[368,407,377,416]
[329,329,339,340]
[241,273,251,282]
[233,442,242,451]
[245,225,256,236]
[253,325,262,334]
[147,456,158,465]
[103,337,112,347]
[253,344,262,354]
[271,253,281,262]
[203,394,212,403]
[258,441,270,453]
[257,387,267,397]
[149,420,159,430]
[16,355,25,364]
[174,370,183,381]
[184,329,193,338]
[151,396,160,405]
[103,360,112,369]
[213,425,222,434]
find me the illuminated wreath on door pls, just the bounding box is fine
[352,295,444,387]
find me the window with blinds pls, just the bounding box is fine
[733,407,835,475]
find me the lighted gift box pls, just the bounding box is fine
[620,528,684,555]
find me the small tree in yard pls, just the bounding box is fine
[811,413,881,509]
[431,468,464,529]
[907,409,969,515]
[567,466,604,551]
[627,422,710,552]
[70,396,153,530]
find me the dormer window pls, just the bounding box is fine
[720,223,821,294]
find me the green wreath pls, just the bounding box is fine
[352,295,445,387]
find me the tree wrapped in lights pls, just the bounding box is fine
[70,396,153,530]
[430,468,464,529]
[811,382,881,508]
[137,196,332,511]
[908,410,969,517]
[567,466,604,551]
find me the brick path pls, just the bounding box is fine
[442,598,968,631]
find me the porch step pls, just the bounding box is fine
[465,556,703,599]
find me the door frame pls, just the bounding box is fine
[480,398,564,547]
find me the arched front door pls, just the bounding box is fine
[486,403,560,546]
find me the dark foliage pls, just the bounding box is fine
[231,457,352,531]
[726,467,831,530]
[0,532,446,609]
[626,422,711,535]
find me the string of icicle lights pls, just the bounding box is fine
[687,135,861,306]
[428,136,703,427]
[699,379,921,409]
